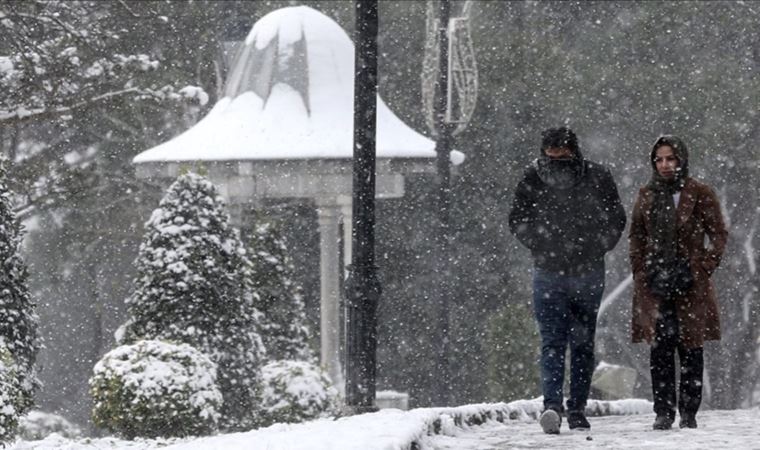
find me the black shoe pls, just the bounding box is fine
[653,414,674,430]
[539,408,562,434]
[679,413,697,429]
[567,410,590,430]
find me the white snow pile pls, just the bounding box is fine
[17,411,81,441]
[8,398,652,450]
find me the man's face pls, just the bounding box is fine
[654,145,679,179]
[544,147,573,160]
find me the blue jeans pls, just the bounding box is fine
[532,268,605,412]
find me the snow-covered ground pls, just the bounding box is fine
[2,399,633,449]
[431,408,760,449]
[8,399,759,449]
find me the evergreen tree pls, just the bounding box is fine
[248,216,314,362]
[119,172,266,431]
[0,157,39,419]
[484,301,541,403]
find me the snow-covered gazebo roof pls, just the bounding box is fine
[134,5,452,164]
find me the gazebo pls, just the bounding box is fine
[133,5,463,389]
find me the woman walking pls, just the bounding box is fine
[629,135,728,430]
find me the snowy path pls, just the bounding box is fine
[429,409,760,449]
[11,402,759,449]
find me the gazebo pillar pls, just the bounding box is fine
[226,202,246,228]
[338,195,353,270]
[316,198,344,389]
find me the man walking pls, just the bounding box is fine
[508,127,626,434]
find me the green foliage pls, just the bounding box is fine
[249,215,314,362]
[120,173,267,431]
[0,346,26,443]
[90,339,222,439]
[259,360,339,426]
[3,0,237,426]
[0,158,39,426]
[485,302,541,403]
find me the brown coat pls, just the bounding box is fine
[629,177,728,349]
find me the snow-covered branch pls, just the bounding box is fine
[745,208,759,276]
[0,87,168,126]
[598,274,633,319]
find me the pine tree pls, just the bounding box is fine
[248,216,313,362]
[0,157,39,419]
[484,301,541,403]
[120,172,266,431]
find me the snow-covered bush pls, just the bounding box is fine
[0,157,39,443]
[248,217,314,362]
[90,339,222,439]
[259,360,339,426]
[119,172,266,431]
[0,346,24,443]
[18,411,82,441]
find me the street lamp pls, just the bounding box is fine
[344,0,381,414]
[421,0,478,406]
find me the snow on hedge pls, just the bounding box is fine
[259,360,339,426]
[89,340,222,439]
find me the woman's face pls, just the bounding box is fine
[654,145,679,179]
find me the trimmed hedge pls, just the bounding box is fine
[90,339,222,439]
[259,360,339,426]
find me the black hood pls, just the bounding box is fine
[535,126,586,189]
[539,126,584,161]
[536,147,586,190]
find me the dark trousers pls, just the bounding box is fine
[650,299,704,418]
[532,268,605,412]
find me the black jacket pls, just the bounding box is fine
[508,159,626,275]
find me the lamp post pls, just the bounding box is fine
[421,0,454,407]
[344,0,381,414]
[432,0,454,407]
[421,0,478,406]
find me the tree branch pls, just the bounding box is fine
[745,208,759,276]
[115,0,142,18]
[0,88,166,126]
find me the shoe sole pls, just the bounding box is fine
[540,410,561,434]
